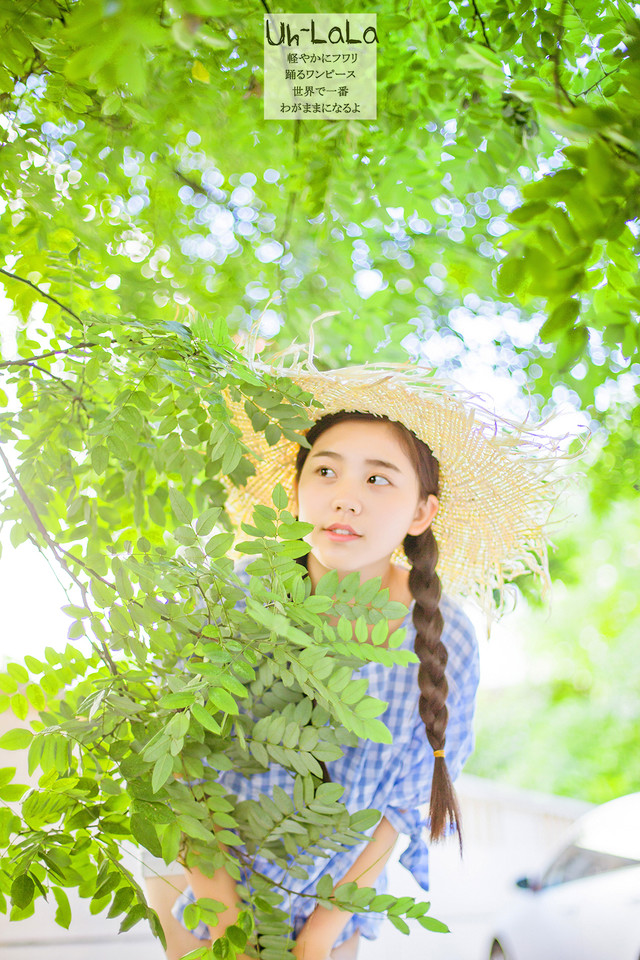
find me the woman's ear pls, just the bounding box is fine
[408,494,438,537]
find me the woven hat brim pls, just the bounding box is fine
[220,356,575,621]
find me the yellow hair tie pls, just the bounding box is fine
[433,750,445,759]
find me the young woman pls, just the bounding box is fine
[144,341,564,960]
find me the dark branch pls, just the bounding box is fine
[29,363,76,393]
[0,444,118,674]
[471,0,493,50]
[551,0,576,109]
[0,268,82,322]
[578,65,622,98]
[0,344,94,368]
[172,168,211,200]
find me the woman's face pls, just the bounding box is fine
[293,419,438,587]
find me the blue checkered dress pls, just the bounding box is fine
[173,558,480,947]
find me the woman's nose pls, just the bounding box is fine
[331,492,361,514]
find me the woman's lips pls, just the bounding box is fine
[324,529,362,541]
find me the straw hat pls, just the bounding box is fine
[222,316,578,619]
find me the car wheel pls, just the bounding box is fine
[490,941,509,960]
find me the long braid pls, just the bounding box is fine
[404,527,462,850]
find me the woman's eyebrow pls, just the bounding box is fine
[309,450,403,474]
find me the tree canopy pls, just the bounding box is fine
[1,0,639,956]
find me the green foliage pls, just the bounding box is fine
[0,0,639,407]
[467,496,640,804]
[0,307,435,947]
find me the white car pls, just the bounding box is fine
[489,792,640,960]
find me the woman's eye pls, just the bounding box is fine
[315,467,389,485]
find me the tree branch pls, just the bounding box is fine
[471,0,493,50]
[0,444,119,674]
[551,0,576,109]
[173,168,211,200]
[28,363,77,393]
[0,344,94,368]
[0,268,82,322]
[578,65,622,98]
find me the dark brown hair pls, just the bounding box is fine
[294,411,462,848]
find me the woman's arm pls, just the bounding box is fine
[292,814,400,960]
[184,861,254,960]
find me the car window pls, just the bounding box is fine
[541,843,640,888]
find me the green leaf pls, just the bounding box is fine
[0,782,28,801]
[183,902,202,930]
[191,701,222,733]
[130,813,162,857]
[350,809,380,831]
[119,903,147,933]
[26,683,46,710]
[496,257,526,298]
[173,524,197,545]
[177,814,215,843]
[91,445,109,474]
[159,690,196,709]
[353,696,387,719]
[0,767,16,788]
[369,893,397,911]
[205,532,235,557]
[271,482,289,510]
[169,487,193,524]
[0,673,18,694]
[52,886,71,929]
[161,821,182,864]
[11,874,35,910]
[272,784,295,816]
[152,753,174,793]
[132,799,176,824]
[196,507,221,536]
[539,299,580,340]
[314,569,340,596]
[0,728,33,749]
[208,687,239,715]
[277,520,313,540]
[214,829,243,846]
[264,423,281,446]
[249,740,269,766]
[316,873,334,898]
[371,619,389,646]
[388,915,410,934]
[417,915,450,932]
[226,924,248,950]
[7,662,28,683]
[107,885,135,919]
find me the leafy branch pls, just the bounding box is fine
[0,268,82,322]
[470,0,493,50]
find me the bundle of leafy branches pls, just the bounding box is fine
[0,319,448,957]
